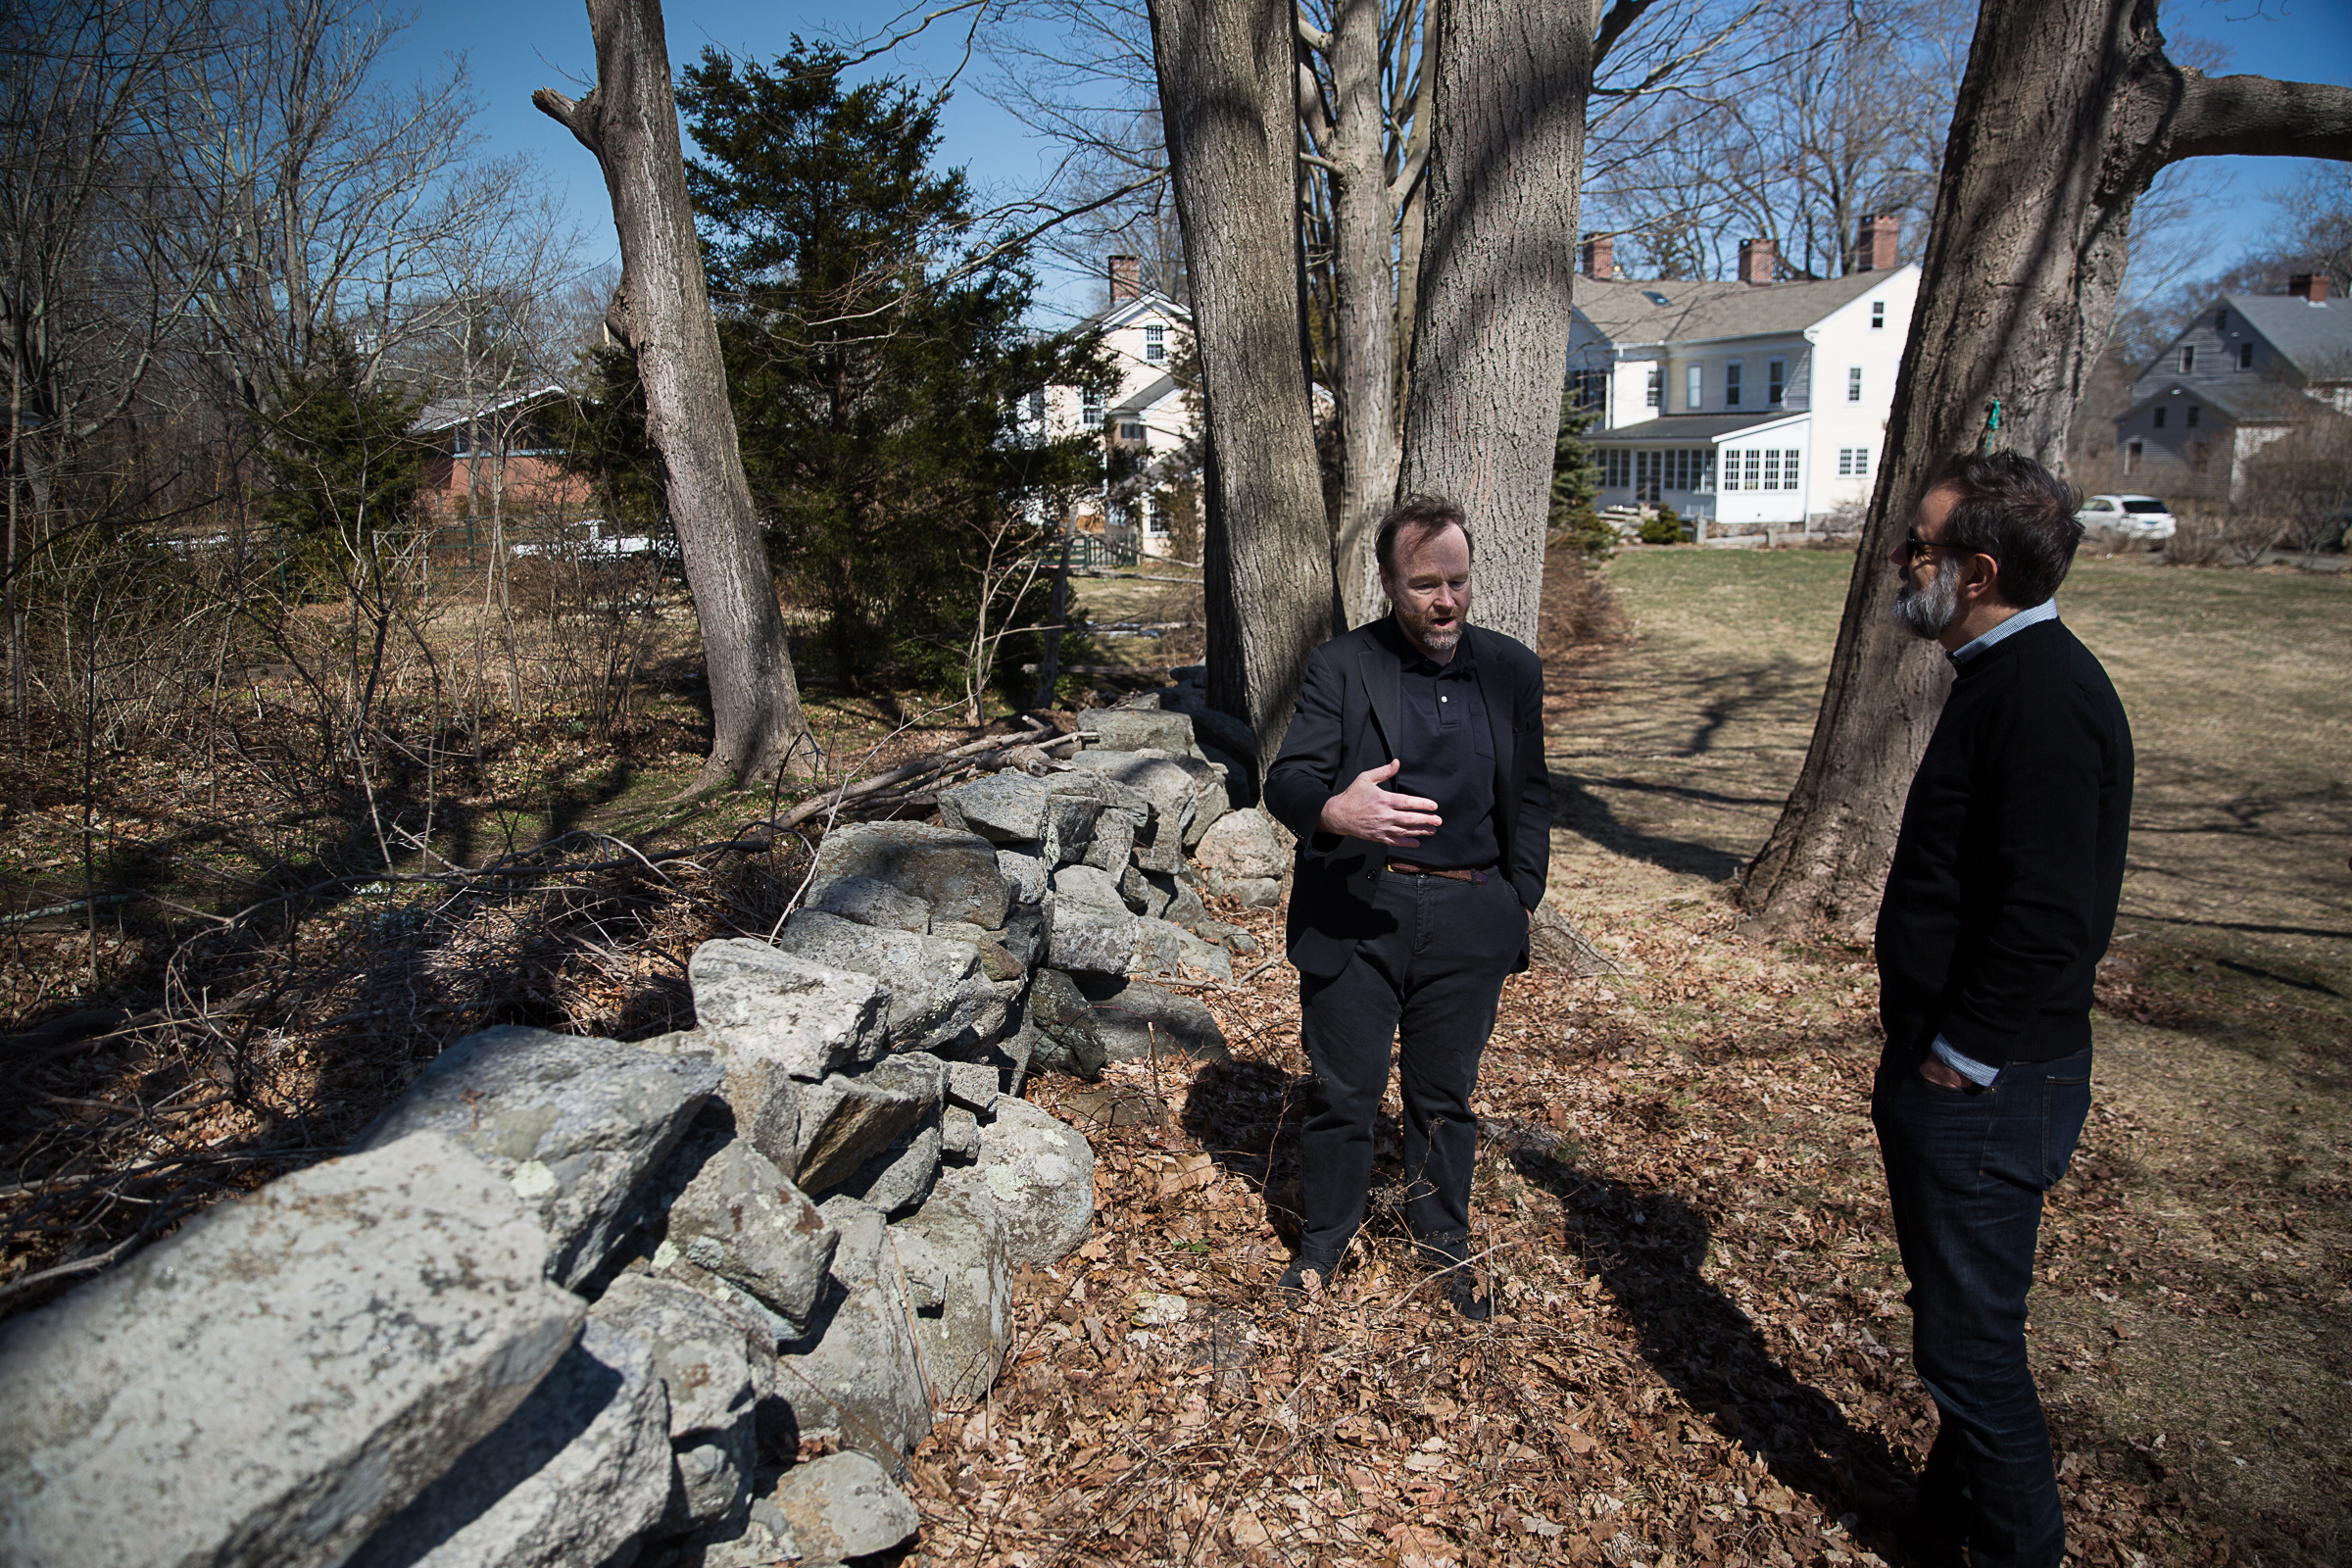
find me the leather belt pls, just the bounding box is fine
[1385,860,1492,884]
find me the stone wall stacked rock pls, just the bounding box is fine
[0,694,1297,1568]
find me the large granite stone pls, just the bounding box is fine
[811,820,1009,928]
[774,1452,921,1562]
[589,1274,758,1542]
[772,1205,933,1465]
[953,1097,1096,1269]
[1080,806,1138,873]
[1073,977,1232,1065]
[0,1133,582,1568]
[774,911,1014,1055]
[834,1114,944,1217]
[1193,806,1292,879]
[993,842,1050,905]
[1077,707,1196,754]
[792,1054,948,1197]
[1038,793,1103,866]
[652,1129,838,1332]
[895,1181,1012,1409]
[1024,969,1107,1080]
[803,874,931,934]
[685,940,893,1167]
[936,770,1052,843]
[354,1026,721,1290]
[348,1318,670,1568]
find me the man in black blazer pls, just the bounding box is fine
[1262,495,1551,1319]
[1874,453,2132,1568]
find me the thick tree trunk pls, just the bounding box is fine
[1146,0,1335,775]
[536,0,812,786]
[1394,0,1596,651]
[1322,0,1402,630]
[1742,0,2352,931]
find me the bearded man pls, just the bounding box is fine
[1261,495,1552,1320]
[1874,452,2134,1568]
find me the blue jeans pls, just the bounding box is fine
[1872,1047,2092,1568]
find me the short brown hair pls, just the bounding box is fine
[1930,451,2082,608]
[1375,494,1473,580]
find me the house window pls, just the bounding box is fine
[2178,345,2195,373]
[2239,343,2254,369]
[1697,449,1717,491]
[2153,407,2166,428]
[1600,450,1631,488]
[1740,450,1761,489]
[1725,362,1743,407]
[1871,301,1886,329]
[1082,387,1105,424]
[2125,439,2142,473]
[1847,366,1863,404]
[1147,493,1171,534]
[1027,389,1046,423]
[1571,368,1608,411]
[2216,309,2228,330]
[1767,359,1786,407]
[1838,446,1871,477]
[1118,420,1147,444]
[1145,323,1167,363]
[1645,366,1662,409]
[1635,449,1661,503]
[1763,450,1782,489]
[1781,449,1800,489]
[2186,406,2199,427]
[1686,364,1703,410]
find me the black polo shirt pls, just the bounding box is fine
[1379,617,1499,870]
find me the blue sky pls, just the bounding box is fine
[386,0,2352,322]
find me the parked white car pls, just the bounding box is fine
[2076,494,2177,545]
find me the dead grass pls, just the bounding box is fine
[908,546,2352,1568]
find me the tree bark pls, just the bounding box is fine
[1394,0,1597,651]
[1742,0,2352,932]
[1317,0,1404,630]
[536,0,813,786]
[1145,0,1334,774]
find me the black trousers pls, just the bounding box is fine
[1296,868,1522,1263]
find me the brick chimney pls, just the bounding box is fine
[2289,272,2331,304]
[1108,254,1142,303]
[1580,231,1615,281]
[1854,213,1899,272]
[1738,237,1776,287]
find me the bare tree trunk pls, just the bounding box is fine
[536,0,813,785]
[1394,0,1598,650]
[1146,0,1334,774]
[1320,0,1403,630]
[1742,0,2352,931]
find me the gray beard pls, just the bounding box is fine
[1889,557,1963,640]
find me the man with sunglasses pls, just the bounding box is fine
[1874,452,2133,1568]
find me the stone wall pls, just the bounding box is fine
[0,698,1297,1568]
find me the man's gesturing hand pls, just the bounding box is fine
[1317,759,1442,849]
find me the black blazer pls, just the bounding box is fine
[1262,620,1552,978]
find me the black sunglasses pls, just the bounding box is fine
[1899,531,1950,564]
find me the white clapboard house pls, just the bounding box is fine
[1571,220,1921,535]
[1021,257,1199,560]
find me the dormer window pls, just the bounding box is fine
[1725,362,1743,407]
[1645,366,1662,409]
[2179,345,2195,372]
[1767,358,1786,407]
[2239,343,2254,369]
[1871,302,1886,329]
[1145,323,1166,363]
[1686,364,1702,409]
[2153,406,2166,428]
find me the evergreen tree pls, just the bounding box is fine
[1548,395,1615,560]
[258,334,426,593]
[663,43,1115,690]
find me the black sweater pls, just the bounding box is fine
[1876,618,2134,1065]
